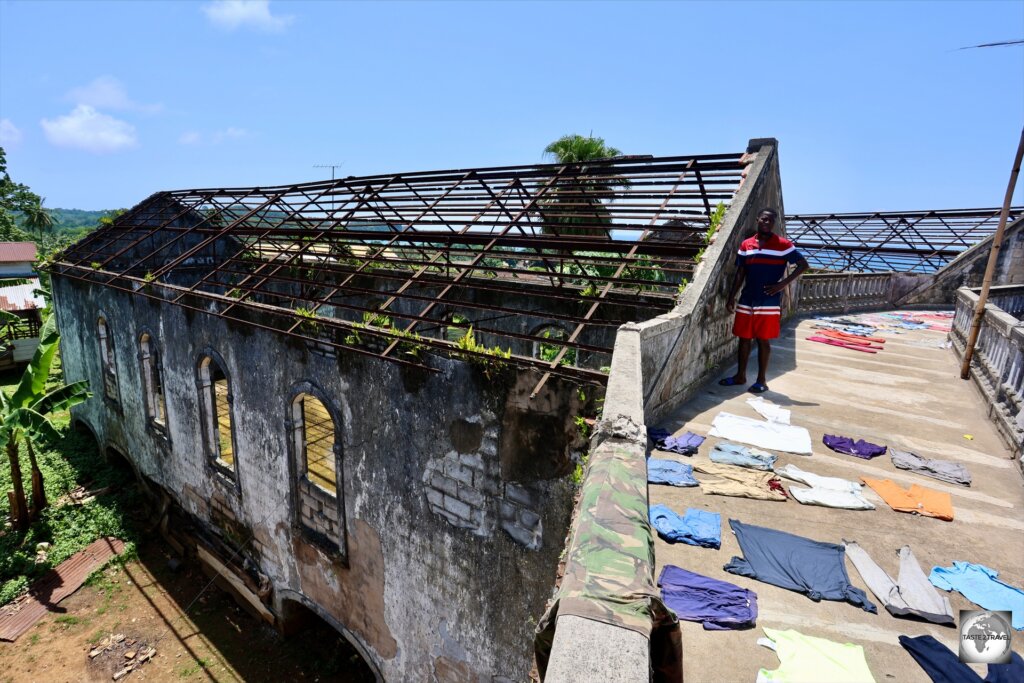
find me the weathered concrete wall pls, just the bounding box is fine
[898,214,1024,306]
[638,139,785,424]
[541,325,656,683]
[541,139,777,680]
[52,274,582,682]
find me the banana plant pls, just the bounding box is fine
[1,315,90,530]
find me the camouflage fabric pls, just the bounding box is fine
[535,439,679,679]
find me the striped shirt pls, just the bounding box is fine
[735,233,805,311]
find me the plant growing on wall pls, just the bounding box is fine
[2,316,91,530]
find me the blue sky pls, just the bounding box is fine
[1,0,1021,212]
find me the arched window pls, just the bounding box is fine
[289,386,345,556]
[198,355,236,474]
[444,313,470,343]
[139,333,167,429]
[533,325,577,367]
[292,393,337,496]
[97,317,119,400]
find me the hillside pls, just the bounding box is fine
[13,207,119,232]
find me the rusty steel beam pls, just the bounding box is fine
[787,207,1024,273]
[53,153,745,386]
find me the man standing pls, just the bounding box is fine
[719,208,808,394]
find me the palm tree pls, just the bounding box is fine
[539,135,629,237]
[22,198,54,240]
[543,134,622,164]
[2,315,90,529]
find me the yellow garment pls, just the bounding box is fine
[757,628,876,683]
[692,462,787,501]
[861,478,953,521]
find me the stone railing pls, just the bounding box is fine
[950,285,1024,461]
[987,289,1024,319]
[792,271,895,313]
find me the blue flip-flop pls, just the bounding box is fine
[747,382,769,394]
[718,377,745,387]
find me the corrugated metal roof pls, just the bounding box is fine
[0,537,126,641]
[0,278,44,312]
[0,242,36,263]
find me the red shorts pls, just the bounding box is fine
[733,305,781,340]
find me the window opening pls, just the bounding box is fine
[296,394,336,496]
[140,334,167,428]
[534,326,577,366]
[98,317,119,400]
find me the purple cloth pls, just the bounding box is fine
[649,428,705,456]
[658,565,758,630]
[823,434,887,459]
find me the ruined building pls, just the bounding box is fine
[50,152,748,680]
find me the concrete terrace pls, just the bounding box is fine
[651,314,1024,683]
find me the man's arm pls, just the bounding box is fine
[726,265,745,313]
[764,258,809,296]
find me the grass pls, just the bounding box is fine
[0,362,142,606]
[178,658,210,678]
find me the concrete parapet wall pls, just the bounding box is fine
[898,214,1024,306]
[639,139,784,424]
[541,139,780,679]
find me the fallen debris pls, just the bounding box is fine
[0,537,127,641]
[89,632,157,680]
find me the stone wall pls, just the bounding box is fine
[898,214,1024,306]
[52,274,583,682]
[638,139,785,424]
[541,139,779,679]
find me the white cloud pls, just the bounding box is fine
[65,76,162,114]
[0,119,22,146]
[202,1,293,32]
[40,105,137,153]
[178,127,248,146]
[213,126,247,143]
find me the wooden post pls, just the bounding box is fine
[960,127,1024,379]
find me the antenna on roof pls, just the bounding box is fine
[314,163,344,180]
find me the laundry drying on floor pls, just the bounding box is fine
[723,520,876,612]
[649,505,721,548]
[648,428,705,456]
[844,542,954,625]
[775,464,875,510]
[823,434,887,459]
[709,411,813,455]
[929,562,1024,630]
[890,448,972,486]
[692,462,788,501]
[756,628,876,683]
[710,442,777,471]
[647,458,699,487]
[861,478,954,521]
[657,565,758,631]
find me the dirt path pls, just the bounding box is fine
[0,541,373,683]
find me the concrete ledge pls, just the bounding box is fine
[545,616,649,683]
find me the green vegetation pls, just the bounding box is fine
[2,316,92,530]
[537,327,577,366]
[1,146,117,283]
[15,208,115,233]
[0,326,139,605]
[540,134,629,237]
[0,420,141,605]
[571,451,590,487]
[454,327,511,360]
[694,202,729,265]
